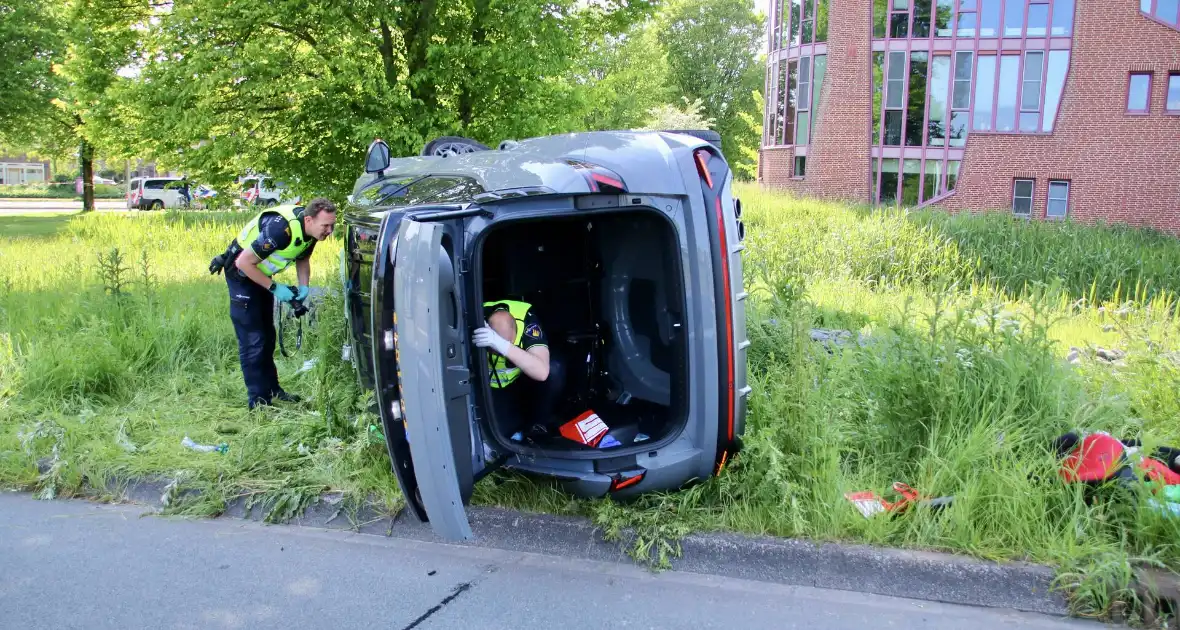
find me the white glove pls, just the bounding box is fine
[473,324,512,356]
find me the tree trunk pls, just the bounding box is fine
[80,137,95,213]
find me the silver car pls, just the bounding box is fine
[340,130,750,542]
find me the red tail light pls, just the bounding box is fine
[608,470,646,492]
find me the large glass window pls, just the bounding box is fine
[928,56,951,146]
[1168,74,1180,112]
[884,52,906,145]
[953,51,973,109]
[1051,0,1074,35]
[892,0,911,37]
[801,0,814,43]
[811,54,827,132]
[973,55,997,131]
[791,0,803,45]
[777,63,788,143]
[901,159,922,206]
[980,0,1000,36]
[906,52,929,147]
[874,0,890,37]
[785,61,799,143]
[996,55,1020,132]
[1013,179,1034,216]
[1003,0,1024,36]
[880,158,900,204]
[816,0,830,41]
[1026,2,1049,36]
[935,0,954,36]
[946,160,961,191]
[1020,52,1044,131]
[1041,50,1069,131]
[913,0,932,37]
[923,160,943,201]
[872,159,880,203]
[1148,0,1179,26]
[873,53,885,143]
[957,11,977,36]
[1128,73,1151,113]
[796,57,812,145]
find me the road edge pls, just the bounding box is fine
[66,475,1073,616]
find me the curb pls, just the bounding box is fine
[91,475,1069,616]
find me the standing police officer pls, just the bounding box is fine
[210,198,338,409]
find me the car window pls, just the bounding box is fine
[352,176,423,208]
[144,180,167,190]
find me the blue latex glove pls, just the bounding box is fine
[296,285,310,301]
[270,283,295,302]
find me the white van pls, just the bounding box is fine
[127,177,190,210]
[240,176,299,207]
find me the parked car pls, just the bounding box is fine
[126,176,190,210]
[239,176,300,207]
[339,129,749,542]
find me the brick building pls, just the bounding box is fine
[759,0,1180,233]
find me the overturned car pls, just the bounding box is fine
[339,130,750,541]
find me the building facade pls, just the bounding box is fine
[0,155,51,185]
[759,0,1180,233]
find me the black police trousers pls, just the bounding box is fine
[225,271,281,407]
[489,356,566,437]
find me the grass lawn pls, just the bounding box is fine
[2,187,1180,621]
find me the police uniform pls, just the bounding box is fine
[483,299,565,437]
[221,205,317,408]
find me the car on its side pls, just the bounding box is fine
[339,129,749,542]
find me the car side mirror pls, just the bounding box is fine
[364,139,390,173]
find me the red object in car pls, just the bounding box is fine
[1138,457,1180,485]
[1058,433,1128,483]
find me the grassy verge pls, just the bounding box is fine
[2,189,1180,621]
[0,183,126,199]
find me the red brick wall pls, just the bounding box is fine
[942,5,1180,233]
[760,147,797,191]
[759,0,873,200]
[799,0,873,201]
[760,2,1180,234]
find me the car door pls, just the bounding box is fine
[369,206,488,541]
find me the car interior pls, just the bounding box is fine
[478,208,688,454]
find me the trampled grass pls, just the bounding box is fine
[2,189,1179,620]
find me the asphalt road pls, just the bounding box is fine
[0,494,1101,630]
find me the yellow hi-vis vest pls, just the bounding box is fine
[235,204,310,277]
[484,299,532,388]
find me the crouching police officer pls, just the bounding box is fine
[209,198,337,409]
[473,299,566,439]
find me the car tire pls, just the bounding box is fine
[420,135,490,157]
[659,129,723,150]
[151,200,164,210]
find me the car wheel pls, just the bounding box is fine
[151,200,164,210]
[420,135,490,157]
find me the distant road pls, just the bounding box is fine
[0,199,126,213]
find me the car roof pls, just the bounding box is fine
[367,130,714,197]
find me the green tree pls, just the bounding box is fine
[658,0,765,176]
[0,1,66,151]
[0,0,147,210]
[733,89,763,181]
[572,20,676,131]
[111,0,655,198]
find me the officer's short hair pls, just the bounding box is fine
[306,197,337,217]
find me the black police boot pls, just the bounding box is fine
[274,390,303,404]
[248,396,274,410]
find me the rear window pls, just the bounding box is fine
[130,180,141,190]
